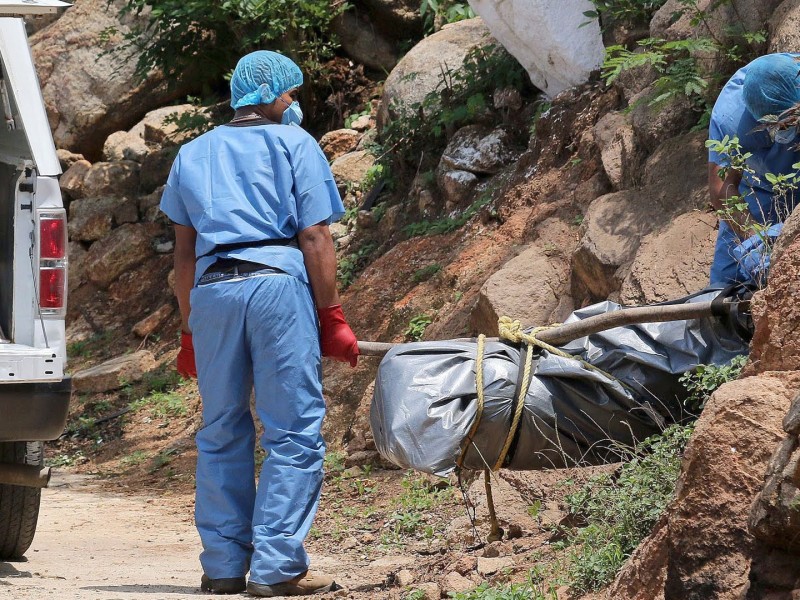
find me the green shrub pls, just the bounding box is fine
[420,0,476,35]
[561,425,693,592]
[115,0,347,91]
[403,314,433,341]
[679,354,747,411]
[381,44,527,173]
[404,195,492,238]
[583,0,667,29]
[337,242,377,290]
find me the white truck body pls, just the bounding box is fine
[0,4,71,440]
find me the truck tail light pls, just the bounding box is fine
[37,209,68,316]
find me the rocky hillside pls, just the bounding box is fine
[38,0,800,597]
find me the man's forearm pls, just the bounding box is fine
[173,225,197,334]
[299,223,340,309]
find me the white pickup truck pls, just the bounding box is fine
[0,0,71,559]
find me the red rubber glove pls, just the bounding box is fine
[177,332,197,379]
[317,304,359,367]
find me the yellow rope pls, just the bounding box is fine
[498,316,618,382]
[492,339,534,471]
[456,333,487,469]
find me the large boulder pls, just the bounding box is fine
[471,221,574,335]
[572,131,709,304]
[619,212,717,305]
[651,0,782,42]
[330,150,376,192]
[333,11,399,73]
[468,0,605,97]
[353,0,423,40]
[83,223,157,289]
[770,0,800,59]
[593,111,640,190]
[438,125,521,176]
[378,18,495,128]
[82,161,140,198]
[30,0,190,160]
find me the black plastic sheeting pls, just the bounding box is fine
[370,288,751,476]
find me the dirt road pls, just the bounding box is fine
[1,472,207,599]
[0,472,420,599]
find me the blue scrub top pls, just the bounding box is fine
[708,53,800,224]
[160,122,345,284]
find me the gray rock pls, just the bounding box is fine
[334,11,399,73]
[437,170,478,209]
[83,223,156,289]
[82,161,141,199]
[138,104,200,146]
[68,241,88,295]
[378,18,494,129]
[68,196,139,242]
[140,148,177,194]
[72,350,157,393]
[783,392,800,435]
[358,0,423,40]
[439,125,520,175]
[770,0,800,53]
[103,130,149,163]
[30,0,191,159]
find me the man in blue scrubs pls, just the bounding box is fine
[160,51,359,596]
[708,53,800,285]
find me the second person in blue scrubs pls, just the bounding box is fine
[161,51,359,597]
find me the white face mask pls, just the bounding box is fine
[280,97,303,126]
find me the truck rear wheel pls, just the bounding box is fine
[0,441,43,559]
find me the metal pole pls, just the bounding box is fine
[357,300,740,357]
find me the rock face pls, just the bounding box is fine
[610,375,800,600]
[334,11,399,72]
[378,18,494,127]
[748,209,800,373]
[619,212,717,305]
[770,0,800,52]
[83,223,157,289]
[30,0,189,160]
[572,131,709,304]
[468,0,605,97]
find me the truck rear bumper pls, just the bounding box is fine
[0,378,71,441]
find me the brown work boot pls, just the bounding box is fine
[246,571,337,597]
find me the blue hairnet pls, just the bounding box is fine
[742,54,800,121]
[230,51,303,110]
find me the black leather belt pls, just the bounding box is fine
[198,259,283,285]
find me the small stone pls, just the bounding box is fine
[443,572,473,595]
[356,210,376,229]
[450,555,476,575]
[132,304,174,338]
[476,556,514,576]
[507,524,523,539]
[350,114,372,131]
[341,536,359,550]
[342,466,362,479]
[395,569,414,587]
[344,450,380,469]
[155,241,174,254]
[416,582,440,600]
[359,533,375,544]
[482,544,500,558]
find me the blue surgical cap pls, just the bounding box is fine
[742,54,800,121]
[230,51,303,110]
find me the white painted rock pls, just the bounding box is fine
[468,0,605,97]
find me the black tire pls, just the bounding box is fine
[0,441,43,559]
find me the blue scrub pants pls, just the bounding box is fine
[709,220,741,285]
[189,272,325,585]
